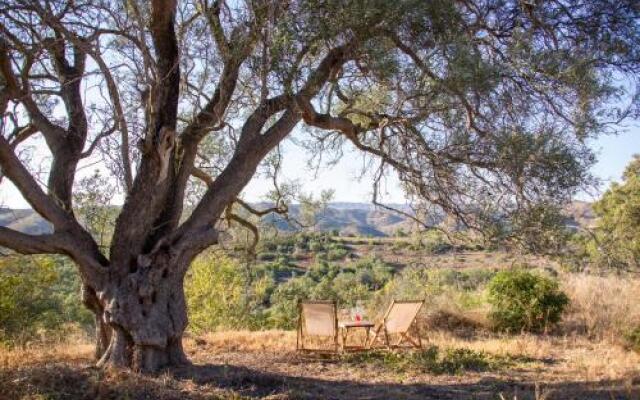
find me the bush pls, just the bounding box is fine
[276,244,293,254]
[330,273,371,306]
[420,230,453,254]
[430,268,497,292]
[309,241,325,252]
[0,256,91,345]
[267,276,316,329]
[185,253,273,332]
[327,248,349,261]
[487,269,569,333]
[353,257,394,290]
[624,326,640,353]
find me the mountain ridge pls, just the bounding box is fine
[0,201,595,238]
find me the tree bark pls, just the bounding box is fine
[90,251,189,372]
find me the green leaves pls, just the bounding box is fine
[0,256,91,345]
[588,155,640,270]
[487,269,569,333]
[185,253,274,333]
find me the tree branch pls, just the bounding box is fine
[0,226,66,254]
[0,136,71,228]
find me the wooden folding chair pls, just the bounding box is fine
[296,300,339,353]
[368,299,425,349]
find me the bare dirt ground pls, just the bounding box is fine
[2,330,639,400]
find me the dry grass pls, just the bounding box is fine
[561,273,640,341]
[188,330,295,353]
[0,340,93,369]
[2,328,640,399]
[191,329,640,382]
[427,331,640,382]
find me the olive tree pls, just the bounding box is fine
[0,0,638,371]
[590,155,640,270]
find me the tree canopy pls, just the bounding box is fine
[590,155,640,270]
[0,0,638,371]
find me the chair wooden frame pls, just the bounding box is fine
[368,299,425,349]
[296,300,339,353]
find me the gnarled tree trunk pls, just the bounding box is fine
[92,252,189,372]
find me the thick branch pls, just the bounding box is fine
[0,38,67,145]
[109,0,182,271]
[0,136,71,228]
[0,227,66,254]
[296,96,421,176]
[173,44,356,254]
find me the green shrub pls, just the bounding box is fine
[487,269,569,333]
[309,241,325,252]
[0,256,91,345]
[353,257,394,290]
[437,348,492,374]
[260,242,278,252]
[185,253,273,332]
[276,244,293,254]
[327,248,349,261]
[267,276,316,328]
[431,268,497,291]
[418,230,453,254]
[624,326,640,353]
[329,273,371,306]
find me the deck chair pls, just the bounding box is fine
[296,300,339,353]
[368,299,425,349]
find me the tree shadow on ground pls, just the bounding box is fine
[174,362,639,400]
[3,360,638,400]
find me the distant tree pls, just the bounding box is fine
[0,0,638,371]
[73,170,117,250]
[502,203,571,255]
[590,155,640,270]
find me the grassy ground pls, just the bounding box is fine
[3,240,640,399]
[2,329,639,400]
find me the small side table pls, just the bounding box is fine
[339,321,375,350]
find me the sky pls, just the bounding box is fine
[243,125,640,205]
[0,124,638,209]
[586,126,639,196]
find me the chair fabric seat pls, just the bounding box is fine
[385,302,423,333]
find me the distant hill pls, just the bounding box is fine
[253,201,597,237]
[0,201,596,238]
[0,208,52,235]
[563,200,596,229]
